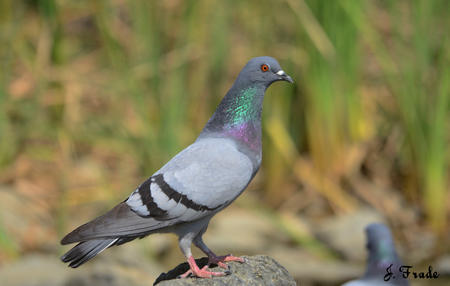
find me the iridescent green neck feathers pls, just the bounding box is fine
[200,85,265,151]
[224,86,261,125]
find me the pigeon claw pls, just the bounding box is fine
[179,266,227,279]
[217,261,229,269]
[222,254,245,263]
[179,256,229,279]
[208,254,245,270]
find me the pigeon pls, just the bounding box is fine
[60,56,293,278]
[342,223,409,286]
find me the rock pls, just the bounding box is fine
[153,255,296,286]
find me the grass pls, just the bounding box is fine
[341,0,450,231]
[0,0,448,260]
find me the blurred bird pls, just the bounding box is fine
[342,223,409,286]
[60,56,293,278]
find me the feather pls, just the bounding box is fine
[61,238,118,268]
[60,202,170,244]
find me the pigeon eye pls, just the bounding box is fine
[260,64,269,72]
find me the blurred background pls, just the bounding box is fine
[0,0,449,285]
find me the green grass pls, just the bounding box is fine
[341,0,449,231]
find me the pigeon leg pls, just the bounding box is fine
[194,235,245,270]
[178,231,230,278]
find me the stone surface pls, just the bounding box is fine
[153,255,296,286]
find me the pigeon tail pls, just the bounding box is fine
[61,238,118,268]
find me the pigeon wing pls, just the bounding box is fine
[61,138,253,244]
[127,138,254,222]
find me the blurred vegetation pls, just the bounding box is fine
[0,0,449,264]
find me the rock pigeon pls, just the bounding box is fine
[60,56,293,278]
[342,223,409,286]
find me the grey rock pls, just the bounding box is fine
[153,255,296,286]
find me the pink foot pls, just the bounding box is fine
[208,254,245,270]
[178,256,231,278]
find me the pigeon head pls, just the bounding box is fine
[236,56,294,87]
[200,56,292,163]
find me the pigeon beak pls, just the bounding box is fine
[276,70,294,83]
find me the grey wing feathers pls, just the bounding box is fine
[61,202,170,244]
[126,173,224,220]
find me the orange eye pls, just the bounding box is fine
[261,64,269,72]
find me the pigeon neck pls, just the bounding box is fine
[367,242,400,275]
[201,84,265,151]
